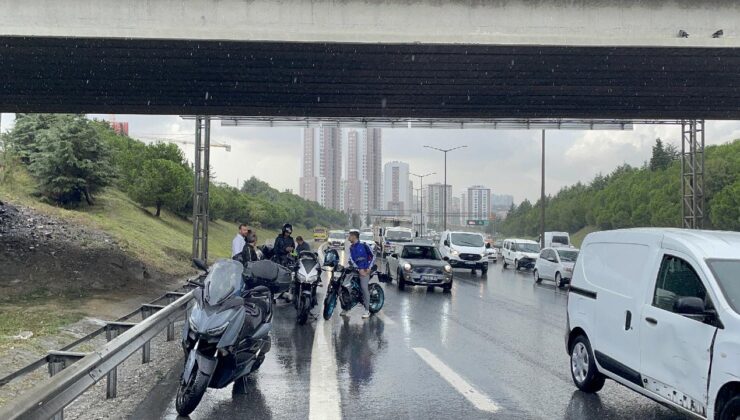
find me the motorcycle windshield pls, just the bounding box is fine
[204,260,243,306]
[300,258,317,273]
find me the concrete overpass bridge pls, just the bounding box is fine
[1,0,739,119]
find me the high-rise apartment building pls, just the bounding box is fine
[451,196,462,226]
[467,185,492,221]
[427,183,452,227]
[344,130,364,215]
[365,128,383,213]
[299,127,342,210]
[383,161,411,214]
[492,194,515,210]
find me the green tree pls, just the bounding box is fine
[129,159,192,217]
[650,138,673,171]
[27,115,112,205]
[710,180,740,230]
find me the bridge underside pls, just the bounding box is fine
[1,37,739,120]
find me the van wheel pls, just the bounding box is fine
[533,269,542,283]
[555,272,563,288]
[502,260,508,269]
[514,259,519,271]
[570,335,605,393]
[720,395,740,420]
[386,262,392,283]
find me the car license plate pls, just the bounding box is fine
[421,275,434,282]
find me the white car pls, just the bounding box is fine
[534,247,579,287]
[501,239,541,270]
[566,228,740,420]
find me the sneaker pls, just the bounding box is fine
[362,311,371,319]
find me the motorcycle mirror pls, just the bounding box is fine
[192,259,208,272]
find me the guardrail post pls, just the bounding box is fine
[141,306,151,364]
[106,327,119,398]
[46,351,86,420]
[166,296,176,341]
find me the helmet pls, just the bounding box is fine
[282,223,293,234]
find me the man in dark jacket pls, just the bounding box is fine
[295,236,311,254]
[273,223,296,265]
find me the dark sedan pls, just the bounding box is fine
[384,243,453,292]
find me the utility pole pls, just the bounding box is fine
[540,130,546,248]
[410,172,436,236]
[424,145,467,231]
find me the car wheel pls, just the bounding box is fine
[514,259,519,271]
[443,280,452,293]
[397,269,406,291]
[555,272,563,288]
[386,262,392,284]
[502,259,508,269]
[534,269,542,283]
[481,265,488,274]
[570,335,606,393]
[719,394,740,420]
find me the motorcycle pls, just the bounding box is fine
[292,251,322,325]
[176,259,273,416]
[321,249,385,320]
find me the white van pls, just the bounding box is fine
[501,238,541,270]
[544,231,571,248]
[438,231,488,273]
[566,228,740,420]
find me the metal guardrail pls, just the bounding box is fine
[0,291,194,420]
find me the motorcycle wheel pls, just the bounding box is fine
[175,362,210,416]
[323,290,338,320]
[368,283,385,314]
[298,294,311,325]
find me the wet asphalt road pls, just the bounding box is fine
[133,255,690,420]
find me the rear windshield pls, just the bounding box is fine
[552,236,569,245]
[360,233,374,241]
[387,230,412,241]
[707,259,740,314]
[557,249,579,262]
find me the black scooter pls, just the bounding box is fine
[176,259,273,416]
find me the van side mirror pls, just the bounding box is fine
[391,253,398,259]
[673,297,705,315]
[443,256,450,261]
[444,240,450,247]
[379,228,384,237]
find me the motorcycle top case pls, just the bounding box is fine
[243,260,292,293]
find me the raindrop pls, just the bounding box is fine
[205,91,209,100]
[317,96,321,102]
[147,100,151,106]
[293,77,298,84]
[411,54,415,62]
[381,98,387,108]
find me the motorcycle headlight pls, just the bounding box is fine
[206,322,230,336]
[444,264,452,273]
[403,263,412,271]
[450,249,459,256]
[188,315,198,332]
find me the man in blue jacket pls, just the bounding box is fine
[345,230,374,319]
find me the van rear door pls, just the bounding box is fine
[639,252,717,417]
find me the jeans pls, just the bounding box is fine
[359,272,370,311]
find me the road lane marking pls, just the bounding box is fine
[375,311,396,326]
[412,347,499,413]
[309,313,342,420]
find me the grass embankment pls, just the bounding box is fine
[1,169,310,277]
[570,226,599,248]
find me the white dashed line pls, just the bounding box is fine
[309,316,342,420]
[413,347,499,413]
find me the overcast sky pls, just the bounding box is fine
[2,113,739,204]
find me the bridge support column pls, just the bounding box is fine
[681,120,705,229]
[191,116,211,264]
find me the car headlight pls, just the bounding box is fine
[403,263,412,271]
[443,264,452,273]
[480,253,487,257]
[450,249,459,256]
[206,322,230,336]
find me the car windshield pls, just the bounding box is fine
[360,233,373,241]
[557,249,579,262]
[402,246,441,260]
[553,236,569,245]
[451,233,484,247]
[204,259,243,305]
[387,230,412,241]
[707,259,740,314]
[329,232,344,239]
[514,243,540,253]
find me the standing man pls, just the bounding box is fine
[273,223,296,265]
[232,224,250,259]
[295,236,311,254]
[345,230,374,319]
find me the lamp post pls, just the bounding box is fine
[410,172,436,236]
[423,145,467,231]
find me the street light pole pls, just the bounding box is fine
[410,172,436,236]
[540,130,546,248]
[423,145,467,231]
